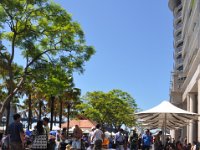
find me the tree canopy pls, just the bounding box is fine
[77,89,137,129]
[0,0,95,118]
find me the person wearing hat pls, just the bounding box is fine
[128,128,138,150]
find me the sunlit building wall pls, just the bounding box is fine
[169,0,200,143]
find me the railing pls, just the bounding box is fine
[175,35,182,41]
[174,38,183,47]
[170,69,187,93]
[174,26,182,37]
[176,58,183,65]
[175,23,182,30]
[174,15,182,26]
[174,3,182,14]
[175,46,183,53]
[175,11,182,19]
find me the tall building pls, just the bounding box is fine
[168,0,200,143]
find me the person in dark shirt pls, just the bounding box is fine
[8,113,24,150]
[129,128,138,150]
[154,131,162,150]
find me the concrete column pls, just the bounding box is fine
[182,101,187,141]
[182,126,187,141]
[188,93,196,143]
[187,95,190,143]
[198,79,200,142]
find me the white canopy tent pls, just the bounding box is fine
[135,101,199,143]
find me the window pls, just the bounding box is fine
[177,20,182,24]
[177,65,183,71]
[176,31,182,37]
[176,0,181,6]
[177,41,183,48]
[176,54,182,59]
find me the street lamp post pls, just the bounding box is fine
[2,116,6,135]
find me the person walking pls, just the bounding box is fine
[72,125,83,150]
[8,113,25,150]
[88,127,95,150]
[31,120,48,150]
[128,128,138,150]
[141,129,152,150]
[154,131,162,150]
[115,128,125,150]
[92,124,104,150]
[43,117,50,136]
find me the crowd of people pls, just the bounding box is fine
[127,129,199,150]
[1,113,57,150]
[0,113,199,150]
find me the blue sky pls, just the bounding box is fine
[53,0,174,111]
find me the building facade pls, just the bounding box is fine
[169,0,200,143]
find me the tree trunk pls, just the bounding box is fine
[28,94,32,129]
[5,33,16,134]
[5,102,10,134]
[59,97,63,129]
[67,103,70,138]
[50,95,55,131]
[0,77,25,120]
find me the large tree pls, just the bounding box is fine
[77,89,137,129]
[0,0,95,119]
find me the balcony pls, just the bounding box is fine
[174,6,182,26]
[175,11,182,19]
[174,3,182,20]
[175,22,182,30]
[170,70,186,91]
[176,35,182,41]
[176,40,183,47]
[175,56,184,72]
[175,40,183,53]
[176,58,183,68]
[175,37,183,47]
[174,14,182,25]
[175,46,183,55]
[177,65,183,71]
[174,26,182,37]
[175,29,182,37]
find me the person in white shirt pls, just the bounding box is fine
[115,128,125,150]
[88,127,96,150]
[92,124,104,150]
[43,117,50,137]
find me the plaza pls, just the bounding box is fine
[1,0,200,149]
